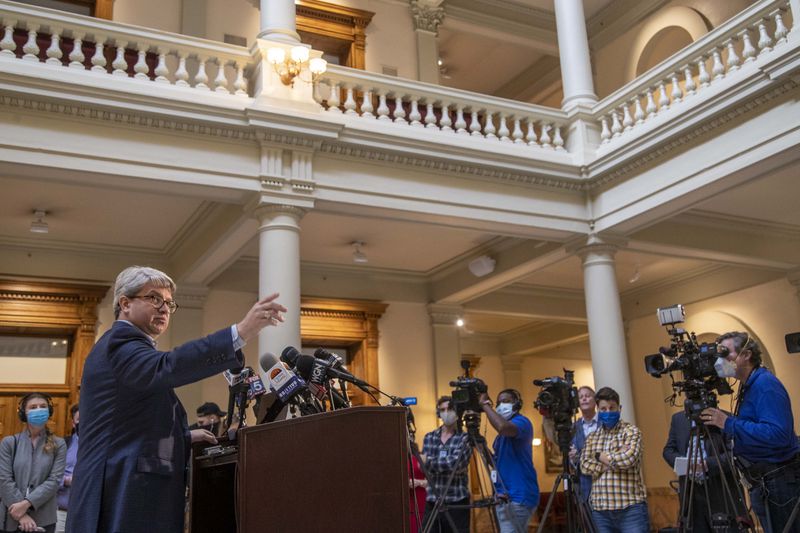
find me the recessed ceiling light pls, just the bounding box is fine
[351,241,368,264]
[30,209,49,234]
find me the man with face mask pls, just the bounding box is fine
[580,387,649,533]
[421,396,473,533]
[479,389,539,533]
[700,332,799,533]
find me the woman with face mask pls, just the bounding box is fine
[0,392,67,533]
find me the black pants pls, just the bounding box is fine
[750,463,800,533]
[423,497,471,533]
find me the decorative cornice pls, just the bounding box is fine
[427,303,463,325]
[410,0,445,34]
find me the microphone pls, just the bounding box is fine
[260,352,305,403]
[292,354,350,409]
[314,347,345,368]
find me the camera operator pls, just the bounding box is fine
[580,387,649,533]
[569,385,598,503]
[479,389,540,533]
[421,396,473,533]
[700,332,799,533]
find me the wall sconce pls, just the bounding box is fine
[267,46,327,86]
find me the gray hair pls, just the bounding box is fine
[113,266,176,318]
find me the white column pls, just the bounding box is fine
[258,0,300,44]
[578,237,636,423]
[255,204,304,359]
[428,304,463,399]
[410,0,445,84]
[553,0,597,110]
[791,0,800,34]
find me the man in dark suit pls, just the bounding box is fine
[663,410,743,533]
[66,266,286,533]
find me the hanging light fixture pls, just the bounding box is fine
[351,241,368,264]
[30,209,49,234]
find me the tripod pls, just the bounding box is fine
[423,413,526,533]
[676,411,754,533]
[537,425,595,533]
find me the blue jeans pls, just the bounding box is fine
[495,501,535,533]
[591,501,649,533]
[750,464,800,533]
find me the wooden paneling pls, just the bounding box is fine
[295,0,374,69]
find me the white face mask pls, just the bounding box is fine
[496,402,515,420]
[440,411,458,427]
[714,357,737,379]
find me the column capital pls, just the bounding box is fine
[410,0,445,34]
[427,303,463,325]
[567,233,628,260]
[252,202,307,224]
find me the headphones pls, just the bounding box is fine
[498,388,523,412]
[18,392,54,423]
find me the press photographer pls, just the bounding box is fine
[700,331,799,533]
[479,387,540,533]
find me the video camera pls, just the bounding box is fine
[449,360,487,418]
[533,369,578,452]
[642,304,733,419]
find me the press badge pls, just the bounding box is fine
[490,470,498,483]
[439,450,448,459]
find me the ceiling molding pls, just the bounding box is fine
[586,0,671,51]
[679,211,800,239]
[0,235,164,261]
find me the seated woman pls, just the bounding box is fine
[0,392,67,533]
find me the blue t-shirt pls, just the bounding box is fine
[493,414,540,508]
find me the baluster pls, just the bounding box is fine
[757,19,773,53]
[469,110,481,136]
[69,33,85,69]
[670,73,683,103]
[454,105,467,134]
[361,89,375,118]
[376,92,391,121]
[553,125,565,151]
[621,103,633,130]
[112,40,128,76]
[773,10,788,44]
[326,82,341,113]
[22,24,40,62]
[409,97,422,126]
[526,121,538,146]
[539,123,552,148]
[90,35,107,72]
[484,112,497,139]
[133,46,149,79]
[498,114,510,142]
[45,28,63,65]
[610,111,622,137]
[711,48,725,79]
[153,48,170,84]
[439,104,453,132]
[0,20,16,57]
[234,63,247,96]
[174,52,190,86]
[214,59,229,92]
[343,86,358,115]
[657,82,669,111]
[424,101,437,128]
[512,118,524,144]
[724,38,740,72]
[600,117,611,143]
[194,56,210,90]
[683,65,696,96]
[645,90,657,117]
[740,29,757,63]
[696,56,710,88]
[633,97,645,124]
[393,94,407,123]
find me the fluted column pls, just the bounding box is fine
[255,204,304,358]
[410,0,445,84]
[258,0,300,44]
[554,0,597,110]
[577,236,636,423]
[428,304,463,399]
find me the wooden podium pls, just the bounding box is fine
[191,406,410,533]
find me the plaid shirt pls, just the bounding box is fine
[579,420,647,511]
[422,427,472,503]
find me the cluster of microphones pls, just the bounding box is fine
[221,346,372,439]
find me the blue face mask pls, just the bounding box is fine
[598,411,621,429]
[26,407,50,427]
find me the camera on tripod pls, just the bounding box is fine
[533,369,578,452]
[642,304,733,420]
[449,360,487,419]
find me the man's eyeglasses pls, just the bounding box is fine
[130,294,179,314]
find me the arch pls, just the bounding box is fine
[686,310,775,372]
[635,26,694,77]
[626,6,710,82]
